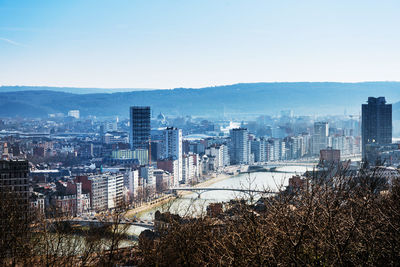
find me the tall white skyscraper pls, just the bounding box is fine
[161,127,183,183]
[230,128,249,165]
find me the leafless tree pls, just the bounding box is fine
[95,199,131,266]
[136,166,400,266]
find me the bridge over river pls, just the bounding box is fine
[65,218,154,230]
[171,187,278,198]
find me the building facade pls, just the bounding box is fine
[130,106,151,150]
[160,127,183,184]
[362,97,392,160]
[230,128,249,165]
[0,159,30,236]
[157,158,179,187]
[124,169,139,200]
[312,122,329,155]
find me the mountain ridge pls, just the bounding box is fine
[2,81,400,94]
[0,82,399,119]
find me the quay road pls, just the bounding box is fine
[257,154,361,168]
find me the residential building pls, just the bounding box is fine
[312,122,329,155]
[205,144,230,168]
[182,154,197,183]
[230,128,249,165]
[157,159,179,186]
[160,127,183,183]
[106,174,124,209]
[88,173,124,211]
[124,169,139,200]
[291,136,304,159]
[251,138,267,163]
[154,169,172,192]
[89,175,108,211]
[140,166,155,187]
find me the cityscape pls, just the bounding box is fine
[1,1,400,266]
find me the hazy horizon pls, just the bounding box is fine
[2,80,400,92]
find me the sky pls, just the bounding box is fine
[0,0,400,89]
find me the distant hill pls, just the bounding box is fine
[0,82,400,119]
[0,86,156,94]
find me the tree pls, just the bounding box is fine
[137,167,400,266]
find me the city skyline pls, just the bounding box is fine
[1,1,400,265]
[1,0,400,88]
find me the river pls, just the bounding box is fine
[46,165,315,250]
[134,165,312,222]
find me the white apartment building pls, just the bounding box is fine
[182,154,197,183]
[90,175,108,211]
[124,169,139,199]
[161,127,183,183]
[140,165,155,187]
[206,144,230,168]
[230,128,249,165]
[312,122,329,155]
[89,173,124,211]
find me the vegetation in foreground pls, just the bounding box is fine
[1,166,399,266]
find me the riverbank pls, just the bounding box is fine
[125,169,241,218]
[125,194,176,218]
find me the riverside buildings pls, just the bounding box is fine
[362,97,392,161]
[157,159,179,186]
[81,173,125,212]
[312,122,329,155]
[205,144,230,169]
[124,169,139,200]
[230,128,250,164]
[251,138,267,163]
[0,105,368,218]
[160,127,183,185]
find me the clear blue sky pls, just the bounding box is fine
[0,0,399,89]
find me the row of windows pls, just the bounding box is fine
[0,179,28,185]
[0,185,29,191]
[0,172,28,178]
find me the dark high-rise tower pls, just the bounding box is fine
[0,158,30,245]
[361,97,392,159]
[130,106,151,150]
